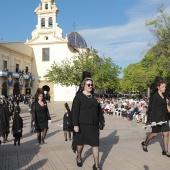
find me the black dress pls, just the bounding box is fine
[0,103,10,136]
[150,91,170,133]
[12,112,23,138]
[33,102,50,132]
[63,112,71,131]
[72,92,105,147]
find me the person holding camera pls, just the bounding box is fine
[72,77,105,170]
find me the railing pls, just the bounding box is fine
[0,70,35,80]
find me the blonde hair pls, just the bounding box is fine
[81,77,95,91]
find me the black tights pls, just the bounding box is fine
[2,133,9,143]
[145,132,169,151]
[64,131,71,140]
[77,145,99,168]
[14,137,20,146]
[37,128,48,143]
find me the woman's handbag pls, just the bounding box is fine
[99,122,105,130]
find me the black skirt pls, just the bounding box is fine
[152,122,170,133]
[63,124,72,132]
[75,124,99,147]
[13,131,22,138]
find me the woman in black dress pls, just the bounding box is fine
[63,103,72,141]
[0,98,10,143]
[32,92,51,144]
[12,106,23,146]
[72,77,105,170]
[8,98,15,119]
[142,79,170,157]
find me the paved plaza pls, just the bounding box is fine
[0,101,170,170]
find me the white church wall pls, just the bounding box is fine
[53,84,78,101]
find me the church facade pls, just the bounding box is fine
[0,0,88,101]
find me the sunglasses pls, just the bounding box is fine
[86,84,93,87]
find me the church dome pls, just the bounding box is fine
[68,31,87,48]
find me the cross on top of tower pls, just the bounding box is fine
[72,23,77,32]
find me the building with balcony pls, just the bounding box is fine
[0,0,88,101]
[0,43,34,97]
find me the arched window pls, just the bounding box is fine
[45,4,48,10]
[49,17,53,27]
[41,18,45,27]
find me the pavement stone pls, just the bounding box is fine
[0,101,170,170]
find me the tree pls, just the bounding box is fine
[145,4,170,79]
[44,49,121,91]
[121,4,170,95]
[93,57,121,90]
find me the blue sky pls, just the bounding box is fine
[0,0,170,70]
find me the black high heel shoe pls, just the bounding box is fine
[162,151,170,158]
[93,164,101,170]
[76,156,82,167]
[141,141,148,152]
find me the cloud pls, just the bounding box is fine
[78,0,170,69]
[79,18,152,67]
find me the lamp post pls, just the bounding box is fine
[147,83,150,98]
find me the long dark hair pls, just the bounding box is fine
[34,88,44,102]
[65,103,71,114]
[14,105,21,113]
[150,76,164,96]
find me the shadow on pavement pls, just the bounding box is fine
[0,130,61,169]
[25,159,48,170]
[144,165,149,170]
[83,130,119,168]
[144,132,164,150]
[51,118,63,124]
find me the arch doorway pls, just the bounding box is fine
[2,82,7,97]
[42,85,50,101]
[42,85,50,92]
[13,82,20,96]
[25,82,31,95]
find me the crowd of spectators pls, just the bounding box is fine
[95,94,149,124]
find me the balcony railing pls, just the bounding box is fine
[0,70,35,80]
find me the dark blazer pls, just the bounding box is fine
[71,92,104,126]
[150,91,169,123]
[12,112,23,133]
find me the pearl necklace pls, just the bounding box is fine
[86,94,92,98]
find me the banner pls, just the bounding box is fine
[19,74,24,87]
[29,75,33,87]
[7,72,13,86]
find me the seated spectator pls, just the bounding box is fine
[127,103,138,121]
[138,105,148,123]
[109,101,115,115]
[104,101,110,114]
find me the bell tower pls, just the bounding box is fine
[27,0,64,43]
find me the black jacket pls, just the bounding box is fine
[71,92,104,126]
[150,91,169,123]
[12,112,23,133]
[0,103,10,135]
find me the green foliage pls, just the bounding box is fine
[121,63,149,93]
[44,49,121,90]
[121,4,170,94]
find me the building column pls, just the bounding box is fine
[8,87,13,96]
[0,78,3,96]
[20,87,25,94]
